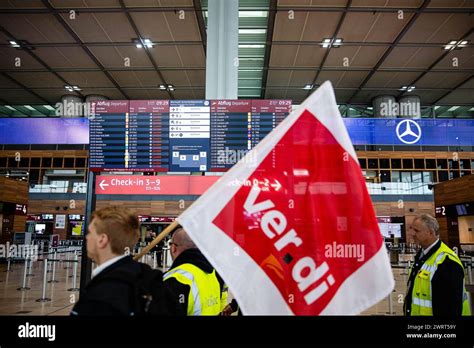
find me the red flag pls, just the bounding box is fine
[177,82,394,314]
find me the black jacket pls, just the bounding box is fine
[71,256,143,316]
[162,248,224,315]
[404,240,465,316]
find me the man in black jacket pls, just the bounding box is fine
[71,206,144,315]
[161,228,227,315]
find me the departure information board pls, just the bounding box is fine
[250,100,292,147]
[89,99,291,172]
[210,100,251,170]
[128,100,169,171]
[89,100,130,170]
[169,100,210,172]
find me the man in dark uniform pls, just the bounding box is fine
[404,214,470,316]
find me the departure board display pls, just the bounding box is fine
[89,100,130,170]
[169,100,210,172]
[210,100,251,170]
[128,100,169,171]
[90,100,169,171]
[89,99,292,172]
[250,100,292,147]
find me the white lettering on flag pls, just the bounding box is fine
[177,81,394,315]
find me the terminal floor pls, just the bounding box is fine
[0,254,412,316]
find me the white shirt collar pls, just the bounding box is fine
[92,254,127,278]
[422,239,439,257]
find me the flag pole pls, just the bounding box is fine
[133,220,179,261]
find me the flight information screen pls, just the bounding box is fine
[89,99,291,172]
[169,100,211,172]
[89,100,130,171]
[90,100,169,171]
[128,100,169,171]
[210,100,252,170]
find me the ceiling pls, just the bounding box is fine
[0,0,472,117]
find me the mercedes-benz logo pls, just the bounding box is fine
[396,119,422,144]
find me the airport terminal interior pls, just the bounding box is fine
[0,0,473,317]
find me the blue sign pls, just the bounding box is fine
[1,117,473,147]
[345,118,474,146]
[0,118,89,144]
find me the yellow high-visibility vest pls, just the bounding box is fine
[164,263,222,315]
[408,242,471,316]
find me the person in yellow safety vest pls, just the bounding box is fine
[404,214,471,316]
[161,227,228,315]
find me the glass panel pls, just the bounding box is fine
[53,158,63,168]
[425,159,436,169]
[448,160,459,170]
[379,159,390,168]
[437,159,447,169]
[380,170,391,182]
[64,158,74,168]
[29,169,39,183]
[403,159,413,169]
[391,171,401,183]
[460,159,470,170]
[438,171,448,181]
[30,157,41,167]
[422,172,433,183]
[414,159,424,169]
[19,157,29,167]
[401,172,411,183]
[368,158,378,169]
[391,159,402,169]
[75,158,86,167]
[412,172,422,183]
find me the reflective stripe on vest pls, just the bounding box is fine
[164,263,221,316]
[164,268,202,315]
[408,242,471,316]
[412,297,432,308]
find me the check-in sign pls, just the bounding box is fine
[95,175,219,195]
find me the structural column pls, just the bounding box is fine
[205,0,239,100]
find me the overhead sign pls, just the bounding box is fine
[15,204,27,215]
[396,119,422,144]
[345,118,474,146]
[2,114,473,148]
[0,118,89,144]
[95,175,219,195]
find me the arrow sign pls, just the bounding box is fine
[99,179,109,191]
[271,180,281,191]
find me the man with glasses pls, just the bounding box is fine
[161,227,227,315]
[404,214,470,316]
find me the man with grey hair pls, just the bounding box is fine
[161,227,228,315]
[404,214,470,316]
